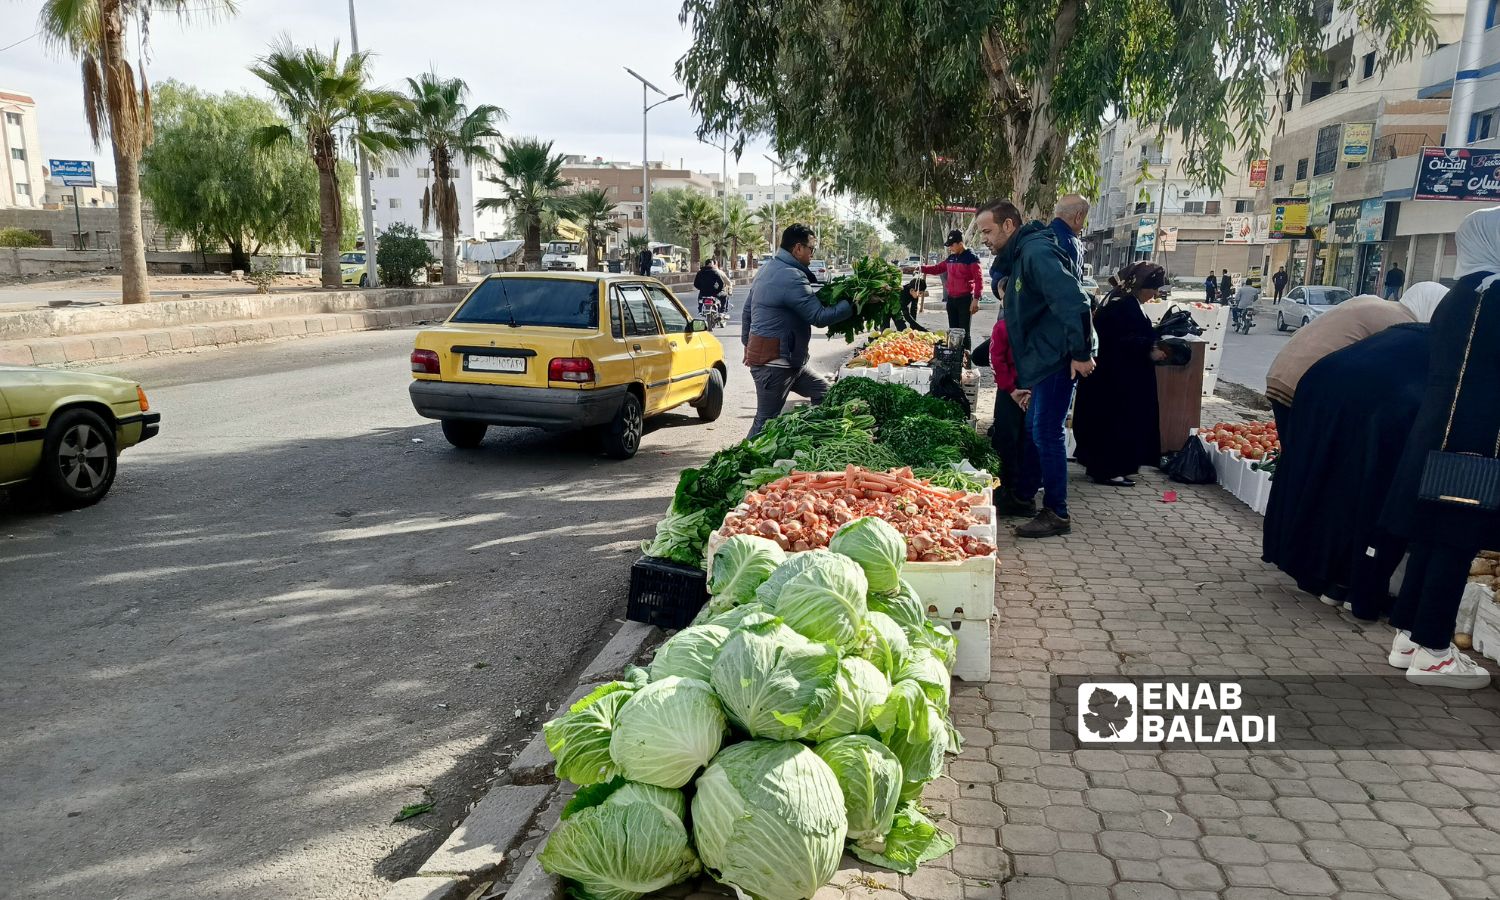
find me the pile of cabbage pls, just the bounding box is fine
[539,518,961,900]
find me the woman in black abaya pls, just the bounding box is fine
[1072,262,1165,486]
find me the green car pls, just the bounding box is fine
[0,365,161,508]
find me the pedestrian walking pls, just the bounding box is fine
[741,224,856,439]
[1072,262,1165,487]
[977,198,1095,539]
[636,246,653,277]
[1272,266,1289,302]
[1204,272,1218,305]
[1384,263,1406,300]
[921,230,984,351]
[1379,207,1500,689]
[1049,194,1089,277]
[1219,269,1233,305]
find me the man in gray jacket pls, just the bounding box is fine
[742,224,855,438]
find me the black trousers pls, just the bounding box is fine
[945,296,974,351]
[990,390,1029,496]
[901,297,927,331]
[1388,540,1482,650]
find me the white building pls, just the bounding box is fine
[1,90,47,210]
[734,172,806,209]
[43,175,117,209]
[365,140,509,243]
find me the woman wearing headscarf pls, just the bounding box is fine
[1378,207,1500,689]
[1071,262,1165,487]
[1397,280,1448,323]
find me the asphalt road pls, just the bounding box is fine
[0,298,852,900]
[1217,312,1293,394]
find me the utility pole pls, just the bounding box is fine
[764,154,783,251]
[349,0,378,288]
[624,68,682,248]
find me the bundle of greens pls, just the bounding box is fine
[817,257,904,343]
[882,414,1001,474]
[822,378,966,430]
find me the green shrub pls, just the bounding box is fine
[376,223,434,287]
[0,227,43,248]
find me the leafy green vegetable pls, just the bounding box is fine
[544,681,641,786]
[858,610,912,680]
[881,414,1000,472]
[830,517,907,594]
[823,379,966,430]
[894,648,952,716]
[691,741,848,900]
[768,551,869,650]
[709,535,786,605]
[811,657,892,742]
[873,680,951,797]
[563,777,687,823]
[393,801,434,822]
[817,257,904,343]
[870,579,928,631]
[711,618,842,740]
[814,735,903,845]
[610,676,726,789]
[847,802,956,874]
[539,789,700,900]
[650,624,731,683]
[640,508,715,567]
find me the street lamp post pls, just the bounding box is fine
[348,0,378,288]
[701,134,731,264]
[624,68,682,247]
[764,154,783,251]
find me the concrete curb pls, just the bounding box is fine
[0,302,457,366]
[380,618,662,900]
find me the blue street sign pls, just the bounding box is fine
[48,159,96,188]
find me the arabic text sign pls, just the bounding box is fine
[1223,215,1253,244]
[1309,175,1335,226]
[1330,200,1362,242]
[1341,124,1374,163]
[1249,159,1269,189]
[1356,198,1385,243]
[48,159,95,188]
[1270,198,1310,239]
[1158,226,1179,253]
[1413,147,1500,201]
[1135,216,1156,253]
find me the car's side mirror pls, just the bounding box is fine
[689,318,708,333]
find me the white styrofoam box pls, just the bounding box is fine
[1243,466,1272,515]
[1219,449,1246,496]
[1471,592,1500,663]
[1456,582,1493,638]
[903,554,997,683]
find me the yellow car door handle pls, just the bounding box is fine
[632,343,643,351]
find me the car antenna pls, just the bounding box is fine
[496,274,519,328]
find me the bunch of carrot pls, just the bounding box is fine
[719,466,996,561]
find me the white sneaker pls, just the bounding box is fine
[1389,631,1418,669]
[1406,644,1493,690]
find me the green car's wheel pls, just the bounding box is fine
[39,408,117,508]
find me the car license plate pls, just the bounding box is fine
[465,355,526,374]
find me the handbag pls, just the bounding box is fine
[1418,293,1500,511]
[1154,305,1204,338]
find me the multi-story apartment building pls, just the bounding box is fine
[732,173,805,210]
[1250,0,1467,292]
[1,90,48,210]
[365,139,509,245]
[1085,118,1261,280]
[559,156,725,255]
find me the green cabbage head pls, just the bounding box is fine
[754,549,838,605]
[692,740,848,900]
[609,676,725,788]
[874,680,951,797]
[894,648,952,715]
[539,781,699,900]
[711,618,841,740]
[858,610,911,679]
[650,625,731,683]
[769,552,869,649]
[706,601,777,629]
[868,579,927,631]
[543,680,639,786]
[709,535,787,604]
[813,735,903,845]
[811,657,892,742]
[830,517,907,594]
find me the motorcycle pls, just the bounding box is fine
[698,294,728,330]
[1233,303,1257,334]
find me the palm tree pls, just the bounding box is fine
[671,194,719,270]
[571,189,621,271]
[250,40,407,289]
[476,138,574,270]
[386,73,505,285]
[726,205,764,273]
[40,0,235,304]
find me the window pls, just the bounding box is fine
[648,286,690,333]
[632,186,642,195]
[1295,158,1309,180]
[15,182,29,196]
[388,198,401,209]
[744,193,754,201]
[615,285,660,336]
[3,112,20,126]
[1313,125,1341,176]
[453,278,601,329]
[765,192,774,199]
[1235,199,1253,213]
[1471,108,1498,143]
[1183,200,1206,214]
[1273,164,1285,182]
[1362,52,1377,79]
[417,168,429,178]
[385,167,399,178]
[1206,200,1221,216]
[609,295,624,339]
[10,148,23,161]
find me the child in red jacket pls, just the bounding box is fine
[989,318,1039,517]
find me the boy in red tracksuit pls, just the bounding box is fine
[989,317,1039,517]
[922,230,985,351]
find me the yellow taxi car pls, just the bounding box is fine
[1,365,160,507]
[408,272,726,459]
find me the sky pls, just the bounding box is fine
[0,0,780,187]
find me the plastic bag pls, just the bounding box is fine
[1161,437,1217,484]
[1155,305,1204,338]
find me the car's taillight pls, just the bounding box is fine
[548,357,596,383]
[411,349,441,374]
[136,386,150,411]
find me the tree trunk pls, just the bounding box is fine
[100,5,149,305]
[317,165,342,288]
[690,234,701,270]
[227,238,250,273]
[442,216,458,286]
[730,236,739,273]
[524,222,542,270]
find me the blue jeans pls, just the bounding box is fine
[1017,367,1077,518]
[1384,286,1401,301]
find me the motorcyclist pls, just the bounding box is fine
[693,259,727,315]
[1232,282,1259,329]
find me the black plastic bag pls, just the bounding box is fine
[1162,437,1218,484]
[1155,337,1193,366]
[1155,305,1204,338]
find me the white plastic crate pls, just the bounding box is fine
[902,548,997,683]
[1471,592,1500,664]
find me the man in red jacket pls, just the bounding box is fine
[922,229,985,352]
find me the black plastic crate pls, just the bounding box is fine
[627,555,709,629]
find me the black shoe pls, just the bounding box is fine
[1015,509,1072,538]
[1090,475,1137,487]
[998,494,1038,518]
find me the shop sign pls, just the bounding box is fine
[1329,200,1362,241]
[1223,215,1253,244]
[1341,124,1374,163]
[1248,159,1269,189]
[1270,198,1310,239]
[1355,197,1386,243]
[1134,216,1157,252]
[1413,146,1500,201]
[48,159,96,187]
[1309,175,1335,226]
[1159,226,1179,252]
[1254,214,1271,243]
[1292,179,1308,197]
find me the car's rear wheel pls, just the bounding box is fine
[1276,312,1288,332]
[441,419,488,448]
[694,369,725,423]
[602,392,644,459]
[39,408,117,508]
[358,273,368,288]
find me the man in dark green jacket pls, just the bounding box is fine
[977,198,1095,538]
